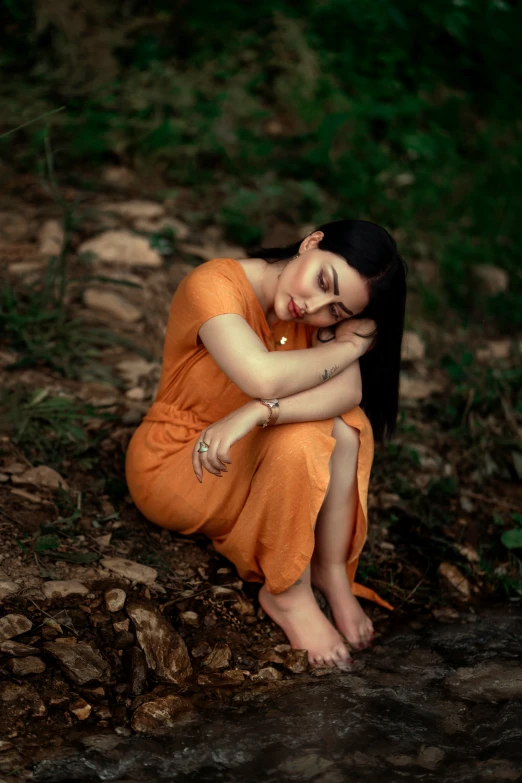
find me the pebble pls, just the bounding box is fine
[0,640,39,656]
[100,558,157,585]
[401,330,426,362]
[0,614,33,642]
[251,667,282,682]
[201,643,231,670]
[38,219,64,257]
[83,289,142,323]
[43,642,110,685]
[78,230,162,267]
[126,600,192,684]
[131,694,195,735]
[180,611,199,626]
[473,264,509,294]
[11,465,68,491]
[42,580,89,600]
[0,581,21,601]
[104,588,126,612]
[97,200,165,221]
[69,697,92,721]
[8,656,46,675]
[284,649,308,674]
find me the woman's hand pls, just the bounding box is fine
[192,401,264,482]
[334,318,377,354]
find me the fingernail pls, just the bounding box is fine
[197,475,202,483]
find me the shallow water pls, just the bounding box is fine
[33,605,522,783]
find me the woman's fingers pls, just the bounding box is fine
[192,435,232,480]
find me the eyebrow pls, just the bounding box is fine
[331,265,353,316]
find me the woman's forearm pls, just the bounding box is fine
[264,339,364,399]
[251,360,362,426]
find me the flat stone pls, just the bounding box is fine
[42,580,89,600]
[0,613,33,642]
[180,611,199,626]
[79,230,162,267]
[104,588,126,612]
[438,562,471,599]
[43,642,109,684]
[446,662,522,702]
[126,600,192,684]
[100,558,157,585]
[8,656,46,675]
[11,465,68,491]
[83,289,142,323]
[0,640,39,656]
[38,219,64,257]
[98,200,165,221]
[0,581,21,601]
[251,666,282,682]
[131,694,195,734]
[201,643,231,670]
[125,386,145,401]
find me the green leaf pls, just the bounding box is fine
[34,534,61,552]
[501,529,522,550]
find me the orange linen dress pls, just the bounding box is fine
[125,257,392,610]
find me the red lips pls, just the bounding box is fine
[289,298,303,318]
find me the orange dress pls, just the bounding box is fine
[125,257,392,610]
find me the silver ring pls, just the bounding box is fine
[197,441,210,453]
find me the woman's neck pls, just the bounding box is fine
[236,257,286,326]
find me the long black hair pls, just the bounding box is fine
[248,219,407,443]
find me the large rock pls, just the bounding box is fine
[78,230,162,267]
[97,200,165,221]
[131,694,195,735]
[446,662,522,702]
[126,600,192,684]
[100,558,157,585]
[42,580,89,600]
[0,614,32,642]
[43,642,109,684]
[83,289,142,323]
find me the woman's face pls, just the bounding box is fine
[275,231,370,327]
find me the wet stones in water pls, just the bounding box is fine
[126,600,192,684]
[0,613,32,642]
[131,694,195,735]
[43,642,110,684]
[446,661,522,702]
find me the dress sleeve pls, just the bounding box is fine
[177,260,248,348]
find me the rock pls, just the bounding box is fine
[101,166,136,187]
[11,465,68,491]
[8,259,45,275]
[432,607,460,623]
[0,211,30,241]
[278,752,334,779]
[180,611,199,626]
[113,619,130,633]
[128,646,148,696]
[104,588,126,612]
[201,643,232,670]
[114,630,135,650]
[98,200,165,221]
[134,216,189,239]
[69,697,92,721]
[0,613,32,642]
[0,581,21,601]
[395,172,415,187]
[125,386,146,401]
[196,669,246,687]
[0,682,47,717]
[284,649,309,674]
[274,644,291,653]
[131,694,195,734]
[401,330,426,362]
[42,580,89,600]
[116,358,159,386]
[191,641,212,658]
[79,230,162,267]
[251,667,282,682]
[417,746,445,770]
[400,376,444,400]
[38,219,64,257]
[126,600,192,684]
[387,755,414,767]
[438,562,471,599]
[0,740,13,752]
[100,558,157,584]
[473,264,509,295]
[446,662,522,703]
[0,640,39,656]
[8,656,45,675]
[83,288,142,322]
[475,339,511,362]
[43,642,109,684]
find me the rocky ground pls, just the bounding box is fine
[1,166,521,780]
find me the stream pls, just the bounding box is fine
[33,604,522,783]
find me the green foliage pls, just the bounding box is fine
[0,3,520,309]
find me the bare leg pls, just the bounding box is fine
[310,418,374,650]
[259,563,352,669]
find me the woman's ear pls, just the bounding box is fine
[301,230,324,252]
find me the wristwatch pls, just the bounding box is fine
[256,398,280,428]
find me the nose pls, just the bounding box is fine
[306,295,331,315]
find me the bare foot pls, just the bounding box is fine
[311,561,374,650]
[259,584,352,670]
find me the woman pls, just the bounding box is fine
[125,219,407,671]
